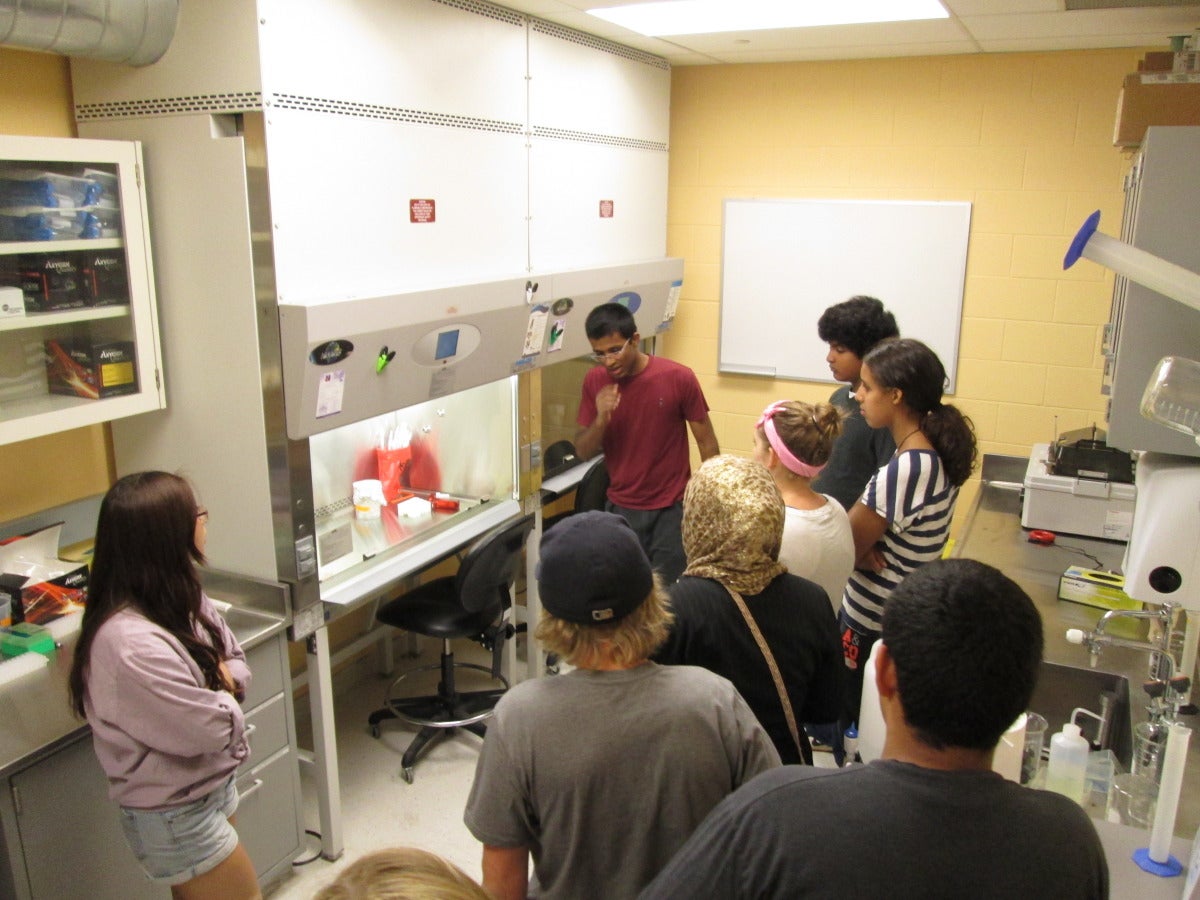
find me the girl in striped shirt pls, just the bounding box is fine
[838,338,977,736]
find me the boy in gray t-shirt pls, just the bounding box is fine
[464,511,779,900]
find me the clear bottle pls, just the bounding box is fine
[1044,722,1089,803]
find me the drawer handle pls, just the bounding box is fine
[238,777,265,801]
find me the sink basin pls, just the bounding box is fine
[1028,661,1133,771]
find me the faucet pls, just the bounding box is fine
[1067,603,1174,666]
[1066,601,1185,721]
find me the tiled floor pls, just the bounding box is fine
[262,637,838,899]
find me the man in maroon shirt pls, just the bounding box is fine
[575,302,719,583]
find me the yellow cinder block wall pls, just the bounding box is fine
[662,49,1141,504]
[0,47,114,525]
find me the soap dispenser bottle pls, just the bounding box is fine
[1044,722,1089,803]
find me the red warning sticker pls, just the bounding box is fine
[410,199,436,223]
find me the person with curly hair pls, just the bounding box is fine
[812,295,900,510]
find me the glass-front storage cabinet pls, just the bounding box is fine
[0,135,163,446]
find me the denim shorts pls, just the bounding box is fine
[119,775,240,885]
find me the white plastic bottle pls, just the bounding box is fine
[1044,722,1089,803]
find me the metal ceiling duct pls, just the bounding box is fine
[0,0,178,66]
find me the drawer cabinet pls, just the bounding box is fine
[0,630,301,899]
[238,632,304,886]
[242,693,291,773]
[237,746,304,883]
[4,734,164,900]
[244,636,286,710]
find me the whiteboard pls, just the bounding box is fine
[719,198,970,391]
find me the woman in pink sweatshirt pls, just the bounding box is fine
[68,471,259,900]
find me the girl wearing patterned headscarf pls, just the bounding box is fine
[652,455,843,765]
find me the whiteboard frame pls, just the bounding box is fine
[718,197,970,392]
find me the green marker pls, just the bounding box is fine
[376,346,396,373]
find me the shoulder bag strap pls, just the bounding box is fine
[723,584,814,765]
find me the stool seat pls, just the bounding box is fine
[377,582,498,640]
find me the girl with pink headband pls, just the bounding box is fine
[753,400,856,764]
[752,400,855,617]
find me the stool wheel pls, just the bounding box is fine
[370,723,381,739]
[401,766,415,784]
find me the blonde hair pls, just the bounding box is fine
[312,848,490,900]
[534,576,674,668]
[757,400,843,471]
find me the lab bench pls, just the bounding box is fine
[955,455,1200,890]
[0,572,301,900]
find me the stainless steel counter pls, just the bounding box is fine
[955,455,1200,839]
[0,578,287,780]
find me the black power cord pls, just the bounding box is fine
[292,829,324,867]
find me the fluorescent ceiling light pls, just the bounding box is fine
[587,0,949,37]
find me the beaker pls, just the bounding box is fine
[1132,720,1168,783]
[1021,712,1049,785]
[1107,772,1158,830]
[352,479,386,519]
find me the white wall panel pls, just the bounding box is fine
[81,114,280,583]
[529,21,670,142]
[265,110,529,303]
[529,139,667,271]
[257,0,527,122]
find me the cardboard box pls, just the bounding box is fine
[16,253,83,312]
[0,523,88,626]
[0,285,24,317]
[1057,566,1141,612]
[77,249,128,306]
[1138,52,1176,73]
[1114,72,1200,147]
[45,337,138,399]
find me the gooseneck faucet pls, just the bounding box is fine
[1066,601,1184,721]
[1067,603,1176,668]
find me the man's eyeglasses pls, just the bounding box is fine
[590,338,631,362]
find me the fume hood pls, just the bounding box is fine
[69,0,679,861]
